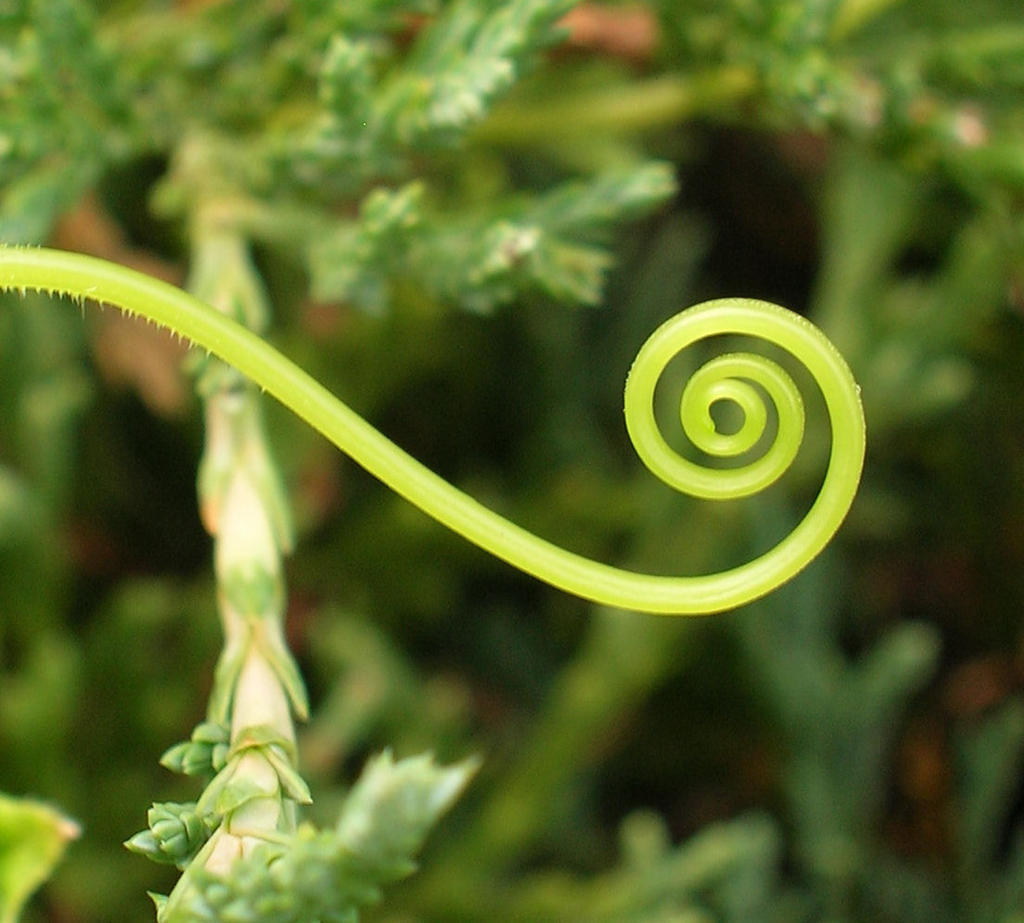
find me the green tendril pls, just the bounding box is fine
[0,246,865,615]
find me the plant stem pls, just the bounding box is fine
[475,69,758,146]
[160,220,308,920]
[0,246,864,614]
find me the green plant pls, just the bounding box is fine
[5,0,1024,921]
[0,240,862,919]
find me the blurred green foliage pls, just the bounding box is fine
[2,0,1024,920]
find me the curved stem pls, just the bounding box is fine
[475,69,758,146]
[0,246,865,615]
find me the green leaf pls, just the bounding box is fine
[261,746,314,807]
[308,182,425,312]
[526,162,680,237]
[318,34,375,124]
[172,752,477,923]
[277,0,576,190]
[228,724,312,804]
[148,892,168,916]
[335,750,480,877]
[202,767,278,818]
[956,698,1024,872]
[0,793,78,923]
[0,161,96,245]
[392,0,576,145]
[252,622,311,721]
[308,163,677,313]
[207,636,249,727]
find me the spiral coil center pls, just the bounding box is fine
[623,300,865,597]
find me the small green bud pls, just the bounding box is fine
[125,802,218,868]
[160,721,230,777]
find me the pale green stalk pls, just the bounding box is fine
[0,246,865,615]
[157,227,309,921]
[475,69,758,146]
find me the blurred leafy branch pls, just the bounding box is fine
[2,0,1024,922]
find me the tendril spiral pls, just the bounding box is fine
[621,299,865,611]
[0,248,865,616]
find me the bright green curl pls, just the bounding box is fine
[0,247,865,615]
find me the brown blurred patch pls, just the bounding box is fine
[944,653,1017,719]
[890,716,950,857]
[397,3,660,63]
[52,196,190,417]
[295,449,345,530]
[51,192,182,284]
[302,301,349,341]
[560,4,659,64]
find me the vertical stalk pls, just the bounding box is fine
[159,220,310,920]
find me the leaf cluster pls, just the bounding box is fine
[3,0,675,319]
[167,752,476,923]
[658,0,1024,191]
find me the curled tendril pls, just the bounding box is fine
[623,300,865,611]
[0,247,865,615]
